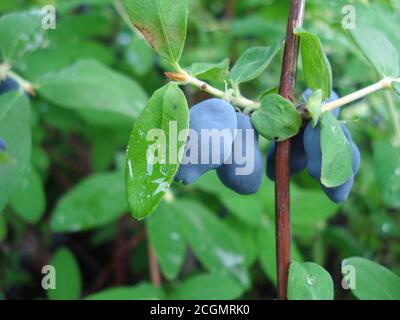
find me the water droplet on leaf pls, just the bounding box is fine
[306,274,317,286]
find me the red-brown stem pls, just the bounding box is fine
[225,0,236,18]
[276,0,306,300]
[147,241,162,287]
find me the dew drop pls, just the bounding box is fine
[306,274,317,286]
[382,223,390,233]
[127,160,134,179]
[170,232,181,241]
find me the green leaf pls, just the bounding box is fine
[392,81,400,96]
[52,0,111,13]
[194,171,264,226]
[320,112,353,188]
[295,28,333,99]
[305,89,323,127]
[260,180,339,239]
[291,183,338,239]
[251,94,302,141]
[325,227,367,258]
[373,140,400,208]
[230,15,283,40]
[258,86,279,100]
[225,216,258,267]
[174,199,249,287]
[18,40,115,81]
[86,283,165,300]
[352,3,400,59]
[146,202,186,280]
[50,172,128,232]
[48,11,114,41]
[188,58,230,82]
[230,43,281,85]
[9,168,46,224]
[123,0,188,65]
[0,150,14,164]
[125,35,154,76]
[257,220,303,285]
[89,128,126,171]
[0,11,45,63]
[342,257,400,300]
[48,248,82,300]
[125,83,189,219]
[288,261,334,300]
[0,92,31,213]
[170,273,245,300]
[37,59,148,122]
[350,26,399,78]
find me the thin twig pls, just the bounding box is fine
[224,0,236,19]
[322,77,396,113]
[6,70,35,96]
[113,216,130,285]
[147,242,162,287]
[166,70,261,110]
[275,0,306,300]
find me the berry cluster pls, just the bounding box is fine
[267,90,361,203]
[175,92,361,202]
[174,99,263,194]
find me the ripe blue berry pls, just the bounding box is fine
[0,137,6,151]
[303,122,323,180]
[322,175,355,203]
[0,77,20,94]
[217,112,263,194]
[266,130,307,180]
[174,99,237,185]
[303,122,361,203]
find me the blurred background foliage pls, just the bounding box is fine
[0,0,399,300]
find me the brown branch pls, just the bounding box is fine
[225,0,236,19]
[147,241,162,287]
[86,265,113,295]
[85,226,146,295]
[113,216,129,285]
[275,0,306,300]
[127,228,146,249]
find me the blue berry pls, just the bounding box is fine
[0,77,20,94]
[174,99,237,184]
[0,137,6,151]
[217,112,263,194]
[266,130,307,180]
[322,175,355,203]
[303,121,323,180]
[303,121,361,203]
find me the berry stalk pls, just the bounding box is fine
[321,77,397,113]
[166,70,261,110]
